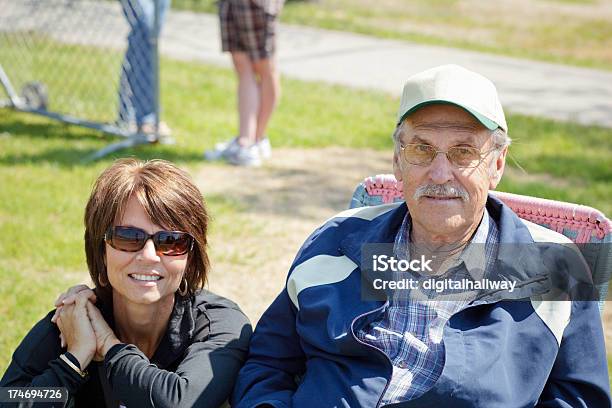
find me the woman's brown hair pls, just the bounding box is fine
[84,158,210,301]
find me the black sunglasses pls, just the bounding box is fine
[104,226,194,256]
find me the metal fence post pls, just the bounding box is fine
[0,0,170,160]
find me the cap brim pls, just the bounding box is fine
[398,100,499,131]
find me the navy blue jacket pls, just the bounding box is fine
[232,196,610,408]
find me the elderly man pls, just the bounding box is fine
[232,65,610,407]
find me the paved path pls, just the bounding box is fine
[3,1,612,128]
[163,11,612,128]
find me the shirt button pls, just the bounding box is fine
[397,360,409,369]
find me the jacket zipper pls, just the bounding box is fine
[350,300,393,408]
[340,241,393,408]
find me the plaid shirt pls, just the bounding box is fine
[356,209,500,404]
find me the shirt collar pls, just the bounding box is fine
[394,208,496,280]
[460,210,493,279]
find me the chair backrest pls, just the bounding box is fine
[350,174,612,312]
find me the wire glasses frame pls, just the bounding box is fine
[399,143,499,168]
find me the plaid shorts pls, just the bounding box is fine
[219,0,278,61]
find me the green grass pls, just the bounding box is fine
[0,34,123,122]
[1,42,611,379]
[172,0,612,71]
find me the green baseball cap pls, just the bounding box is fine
[397,64,507,132]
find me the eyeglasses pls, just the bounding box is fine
[104,226,194,256]
[400,143,497,168]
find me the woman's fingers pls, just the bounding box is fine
[68,284,91,296]
[85,300,110,334]
[54,291,67,308]
[54,284,93,314]
[51,305,62,324]
[53,283,89,306]
[74,291,91,310]
[59,298,97,368]
[85,300,118,357]
[85,300,104,322]
[62,286,96,306]
[54,307,65,346]
[52,287,96,324]
[55,312,65,338]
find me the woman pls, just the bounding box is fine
[0,159,252,407]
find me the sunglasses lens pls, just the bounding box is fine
[155,232,192,256]
[107,227,193,256]
[110,227,146,252]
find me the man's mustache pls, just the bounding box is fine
[413,184,469,201]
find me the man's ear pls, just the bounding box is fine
[489,146,508,189]
[393,150,403,182]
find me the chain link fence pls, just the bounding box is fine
[0,0,171,159]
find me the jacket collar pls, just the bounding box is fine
[153,294,197,367]
[476,194,551,302]
[97,293,197,368]
[339,202,407,266]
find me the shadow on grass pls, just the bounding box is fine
[0,118,211,166]
[0,118,104,142]
[0,145,210,167]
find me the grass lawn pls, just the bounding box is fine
[173,0,612,70]
[1,49,611,381]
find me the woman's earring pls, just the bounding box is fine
[98,272,108,287]
[178,276,189,296]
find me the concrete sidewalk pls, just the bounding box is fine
[163,11,612,129]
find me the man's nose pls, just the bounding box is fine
[428,152,454,184]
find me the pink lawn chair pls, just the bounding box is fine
[350,174,612,312]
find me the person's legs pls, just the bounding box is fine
[208,0,276,166]
[252,57,280,142]
[206,0,257,162]
[231,52,259,146]
[246,5,280,147]
[118,0,170,130]
[119,0,153,127]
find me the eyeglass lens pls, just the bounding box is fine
[403,144,484,167]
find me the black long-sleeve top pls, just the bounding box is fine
[0,290,252,408]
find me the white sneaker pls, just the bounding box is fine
[256,137,272,160]
[204,137,239,161]
[226,144,262,167]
